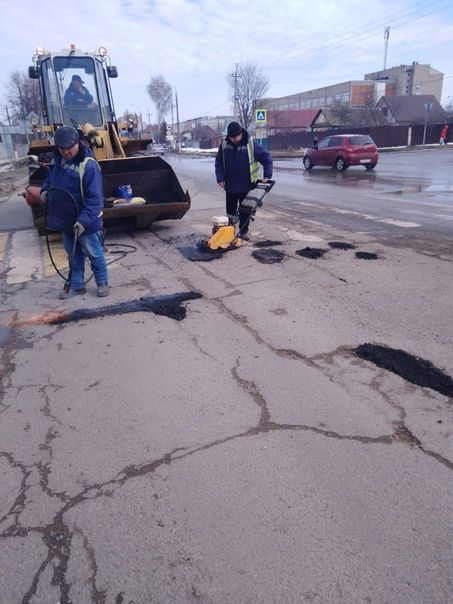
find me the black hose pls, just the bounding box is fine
[36,185,137,283]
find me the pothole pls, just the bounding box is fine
[296,247,327,259]
[253,240,284,248]
[354,344,453,397]
[356,252,378,260]
[329,241,357,250]
[252,249,286,264]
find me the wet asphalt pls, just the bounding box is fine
[168,147,453,235]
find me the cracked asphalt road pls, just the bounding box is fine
[0,163,452,603]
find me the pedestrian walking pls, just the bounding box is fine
[215,121,272,240]
[439,123,448,145]
[40,126,109,299]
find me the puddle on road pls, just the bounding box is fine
[14,292,203,327]
[356,252,379,260]
[296,247,328,259]
[252,249,286,264]
[329,241,357,250]
[354,343,453,397]
[253,240,284,248]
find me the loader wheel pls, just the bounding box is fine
[303,156,313,170]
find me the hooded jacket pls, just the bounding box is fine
[41,143,103,234]
[215,128,273,194]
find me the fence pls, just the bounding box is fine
[268,123,446,150]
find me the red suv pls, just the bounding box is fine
[303,134,378,172]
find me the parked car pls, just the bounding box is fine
[303,134,378,172]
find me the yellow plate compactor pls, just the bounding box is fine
[200,180,275,252]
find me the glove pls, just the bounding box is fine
[40,190,48,203]
[73,221,86,237]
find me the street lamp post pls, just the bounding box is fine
[169,84,181,152]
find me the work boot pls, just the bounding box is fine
[59,287,86,300]
[97,283,110,297]
[241,232,250,242]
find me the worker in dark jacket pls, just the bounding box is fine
[215,121,273,240]
[40,126,109,299]
[64,75,94,108]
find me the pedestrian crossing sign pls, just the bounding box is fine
[255,109,267,123]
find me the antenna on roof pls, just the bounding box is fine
[383,27,390,70]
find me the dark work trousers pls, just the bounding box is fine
[226,191,250,233]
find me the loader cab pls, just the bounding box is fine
[31,48,116,129]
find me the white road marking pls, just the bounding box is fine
[331,208,420,228]
[0,232,9,263]
[7,230,43,284]
[280,228,324,242]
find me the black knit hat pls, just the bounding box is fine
[227,121,242,137]
[54,126,80,149]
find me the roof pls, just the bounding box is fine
[311,106,389,128]
[268,109,318,129]
[377,95,447,124]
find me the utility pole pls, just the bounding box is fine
[229,63,241,122]
[5,105,11,126]
[174,88,181,153]
[383,27,390,70]
[423,102,432,146]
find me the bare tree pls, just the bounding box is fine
[227,63,269,131]
[146,76,172,127]
[4,70,41,122]
[327,99,353,127]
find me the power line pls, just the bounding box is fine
[265,0,451,69]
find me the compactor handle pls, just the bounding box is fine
[255,179,275,192]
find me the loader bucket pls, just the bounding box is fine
[100,156,190,229]
[27,154,190,234]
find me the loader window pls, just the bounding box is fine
[54,56,103,127]
[41,59,63,124]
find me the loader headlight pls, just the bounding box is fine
[36,46,45,56]
[98,47,108,57]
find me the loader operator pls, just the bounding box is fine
[64,75,95,109]
[215,121,273,241]
[40,126,109,299]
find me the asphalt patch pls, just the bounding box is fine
[296,247,327,259]
[356,251,379,260]
[253,240,284,248]
[354,343,453,397]
[48,292,203,325]
[329,241,357,250]
[180,243,224,261]
[252,249,286,264]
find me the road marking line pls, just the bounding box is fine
[0,232,9,263]
[41,236,68,278]
[6,230,43,284]
[331,208,420,228]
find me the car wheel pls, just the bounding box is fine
[335,157,347,172]
[303,156,313,170]
[365,163,376,170]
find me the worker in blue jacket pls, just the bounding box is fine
[40,126,109,299]
[215,121,273,240]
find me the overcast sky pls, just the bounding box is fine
[1,0,452,123]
